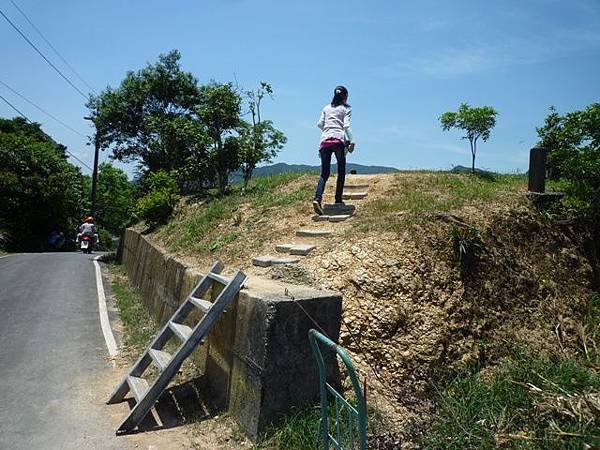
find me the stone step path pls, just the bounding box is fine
[323,203,356,215]
[252,256,301,267]
[312,214,352,223]
[252,180,370,267]
[276,244,316,256]
[342,192,368,200]
[296,229,332,237]
[344,183,370,190]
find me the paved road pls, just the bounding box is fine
[0,253,130,450]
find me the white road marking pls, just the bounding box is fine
[0,253,19,259]
[94,255,118,357]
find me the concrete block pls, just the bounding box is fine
[277,244,316,256]
[289,244,316,256]
[227,278,341,437]
[296,229,332,237]
[329,215,352,223]
[323,203,356,216]
[252,256,300,267]
[342,192,368,200]
[344,183,369,190]
[312,214,352,223]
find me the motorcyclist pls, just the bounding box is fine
[77,216,99,246]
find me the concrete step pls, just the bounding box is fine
[312,214,352,223]
[296,229,332,238]
[323,203,356,216]
[252,256,300,267]
[276,244,316,256]
[344,184,370,190]
[342,192,368,200]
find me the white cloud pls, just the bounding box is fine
[387,29,600,77]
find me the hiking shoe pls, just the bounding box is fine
[313,200,324,215]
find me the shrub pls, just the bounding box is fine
[537,104,600,215]
[97,228,113,250]
[136,171,180,228]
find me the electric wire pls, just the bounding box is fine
[8,0,96,95]
[0,95,94,171]
[0,7,89,100]
[0,79,87,138]
[0,93,28,119]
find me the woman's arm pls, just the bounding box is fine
[317,109,325,130]
[343,107,354,143]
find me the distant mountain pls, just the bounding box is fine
[449,165,498,180]
[231,162,398,183]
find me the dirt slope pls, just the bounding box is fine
[148,172,598,438]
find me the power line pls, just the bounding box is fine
[8,0,96,95]
[0,93,28,119]
[0,7,89,100]
[0,95,94,171]
[0,79,87,138]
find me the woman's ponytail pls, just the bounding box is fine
[331,85,349,107]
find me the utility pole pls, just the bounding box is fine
[90,133,100,216]
[84,116,100,216]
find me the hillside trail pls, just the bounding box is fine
[246,173,410,424]
[249,173,378,268]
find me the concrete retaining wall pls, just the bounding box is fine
[119,229,342,438]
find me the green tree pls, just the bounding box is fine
[440,103,498,173]
[135,170,180,228]
[239,82,287,189]
[196,82,242,194]
[0,117,86,251]
[536,103,600,213]
[92,163,137,235]
[87,50,201,174]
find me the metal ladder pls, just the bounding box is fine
[108,261,247,434]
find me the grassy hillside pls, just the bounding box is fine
[229,162,398,184]
[142,171,600,449]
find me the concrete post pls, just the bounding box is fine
[528,147,546,193]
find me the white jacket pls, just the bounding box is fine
[317,104,354,143]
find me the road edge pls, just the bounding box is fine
[93,255,119,357]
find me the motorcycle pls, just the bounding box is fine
[80,235,93,254]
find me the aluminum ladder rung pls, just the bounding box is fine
[206,272,231,285]
[127,376,149,402]
[169,321,192,342]
[189,296,213,314]
[148,348,171,372]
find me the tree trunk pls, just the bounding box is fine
[219,171,228,196]
[243,164,254,189]
[470,139,476,174]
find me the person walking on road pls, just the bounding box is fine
[313,85,355,215]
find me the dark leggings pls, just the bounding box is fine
[314,143,346,203]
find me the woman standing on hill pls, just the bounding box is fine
[313,85,355,215]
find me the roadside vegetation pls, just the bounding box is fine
[153,172,313,257]
[425,350,600,449]
[107,264,158,354]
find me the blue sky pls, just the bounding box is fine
[1,0,599,175]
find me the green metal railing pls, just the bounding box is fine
[309,329,367,450]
